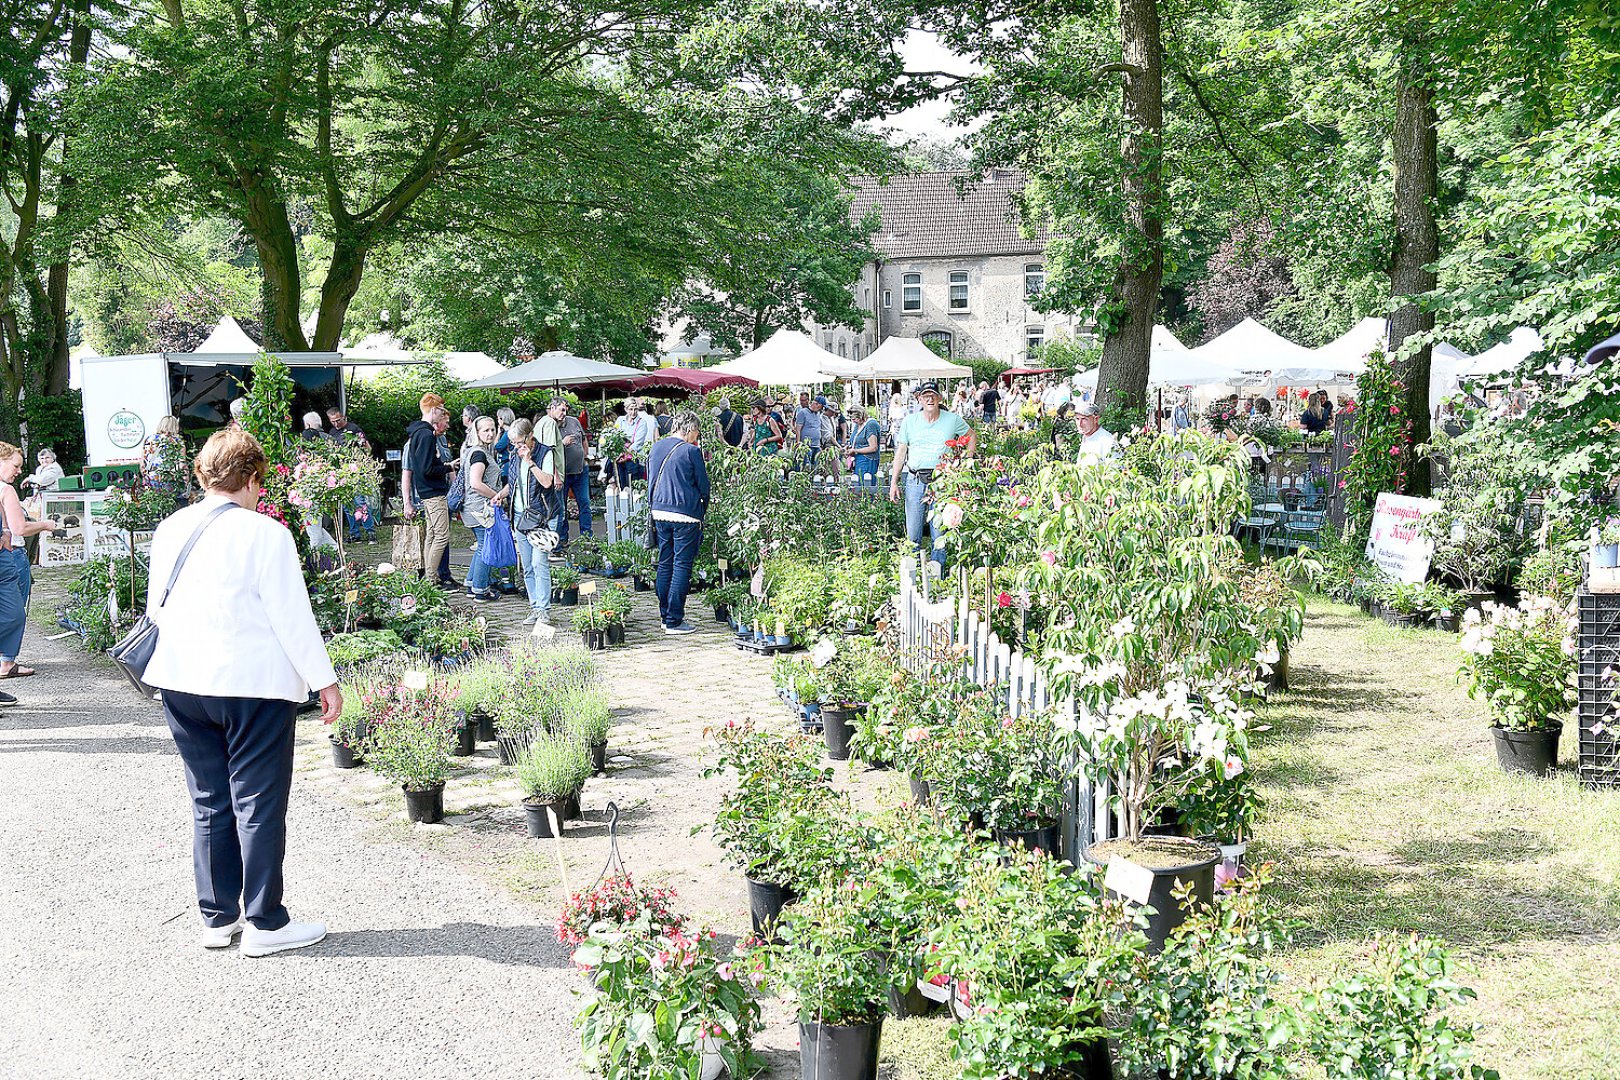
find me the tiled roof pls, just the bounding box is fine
[849,171,1046,260]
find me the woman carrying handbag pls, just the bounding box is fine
[505,419,559,627]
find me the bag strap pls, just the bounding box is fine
[647,437,676,501]
[158,501,240,608]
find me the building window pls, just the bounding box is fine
[948,271,969,311]
[920,330,953,358]
[839,342,848,358]
[902,273,922,312]
[883,290,893,309]
[863,287,870,307]
[1026,326,1045,354]
[1025,263,1045,298]
[853,342,862,361]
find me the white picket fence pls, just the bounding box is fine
[895,557,1112,860]
[601,486,644,544]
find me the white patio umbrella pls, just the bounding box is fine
[464,350,643,390]
[708,328,863,384]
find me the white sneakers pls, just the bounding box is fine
[199,919,327,957]
[199,921,244,949]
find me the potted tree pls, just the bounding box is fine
[766,886,891,1080]
[360,672,460,823]
[1459,597,1575,777]
[515,735,590,838]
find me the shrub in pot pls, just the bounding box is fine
[357,669,460,823]
[932,848,1138,1080]
[1121,868,1297,1080]
[447,657,506,749]
[762,883,891,1080]
[814,637,891,762]
[551,564,581,605]
[561,686,613,773]
[1458,597,1575,777]
[515,734,590,838]
[327,681,369,768]
[1417,582,1464,632]
[568,536,605,574]
[1382,582,1424,628]
[573,606,609,650]
[573,914,762,1080]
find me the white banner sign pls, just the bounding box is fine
[1364,492,1443,584]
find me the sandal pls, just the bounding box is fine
[0,665,35,679]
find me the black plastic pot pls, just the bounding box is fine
[714,604,730,624]
[454,719,478,756]
[559,586,580,606]
[822,706,857,761]
[1059,1041,1116,1080]
[402,783,445,824]
[993,820,1061,855]
[745,876,798,937]
[1089,837,1220,953]
[606,622,625,646]
[589,739,608,774]
[799,1019,882,1080]
[566,792,581,821]
[330,738,363,769]
[908,773,932,807]
[886,981,938,1019]
[582,629,606,651]
[475,709,496,743]
[1435,612,1459,633]
[497,734,527,767]
[1383,609,1421,629]
[524,798,568,838]
[633,575,651,592]
[1492,723,1561,778]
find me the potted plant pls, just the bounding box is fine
[1418,582,1464,632]
[765,885,891,1080]
[1382,582,1424,628]
[1592,516,1620,569]
[601,539,644,578]
[556,871,684,946]
[976,708,1065,854]
[1459,597,1575,777]
[328,683,368,769]
[551,564,581,605]
[452,658,505,745]
[1177,765,1262,870]
[515,734,590,837]
[933,850,1138,1080]
[710,581,748,625]
[561,686,613,773]
[814,638,884,761]
[324,629,406,673]
[573,606,609,650]
[599,585,632,645]
[569,536,605,574]
[627,543,655,591]
[360,671,460,823]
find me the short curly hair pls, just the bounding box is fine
[194,427,267,493]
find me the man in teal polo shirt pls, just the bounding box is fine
[889,382,976,568]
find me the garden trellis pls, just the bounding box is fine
[894,556,1112,860]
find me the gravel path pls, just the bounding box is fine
[0,626,580,1080]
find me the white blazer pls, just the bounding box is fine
[144,494,337,702]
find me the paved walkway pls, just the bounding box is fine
[2,549,853,1079]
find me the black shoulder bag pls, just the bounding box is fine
[109,502,239,700]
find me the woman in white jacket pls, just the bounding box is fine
[145,427,341,957]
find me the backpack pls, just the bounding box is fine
[446,445,470,514]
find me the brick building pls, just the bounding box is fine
[808,170,1094,367]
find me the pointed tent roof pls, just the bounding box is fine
[194,316,261,355]
[1190,317,1317,375]
[341,331,415,364]
[708,329,863,384]
[1312,316,1386,370]
[1149,325,1247,386]
[464,350,642,390]
[857,337,972,380]
[1460,326,1542,379]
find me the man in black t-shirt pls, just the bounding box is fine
[980,384,1001,424]
[401,401,453,583]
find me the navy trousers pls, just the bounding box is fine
[654,519,702,628]
[163,690,297,931]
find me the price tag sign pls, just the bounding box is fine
[717,559,729,572]
[1102,856,1155,907]
[344,590,359,604]
[578,580,598,596]
[402,670,429,691]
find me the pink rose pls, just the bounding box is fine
[996,591,1013,608]
[939,503,964,529]
[1040,550,1058,566]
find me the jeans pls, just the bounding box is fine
[615,459,645,488]
[904,473,945,570]
[418,496,450,582]
[654,519,703,628]
[163,690,297,931]
[345,494,376,540]
[853,455,879,488]
[515,528,553,615]
[0,548,27,662]
[555,471,593,545]
[467,524,492,592]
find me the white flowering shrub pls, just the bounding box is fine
[1457,597,1575,732]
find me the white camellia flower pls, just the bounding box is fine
[1109,616,1137,639]
[377,562,396,576]
[811,638,838,668]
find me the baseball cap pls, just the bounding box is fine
[813,395,829,407]
[1076,402,1102,418]
[915,382,942,397]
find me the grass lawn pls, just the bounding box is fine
[1261,596,1620,1079]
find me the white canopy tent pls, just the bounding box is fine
[1459,326,1542,380]
[855,337,972,380]
[708,329,863,384]
[1428,342,1475,417]
[1149,324,1248,387]
[1261,315,1387,383]
[1190,317,1318,377]
[464,350,642,390]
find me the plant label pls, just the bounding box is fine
[402,671,429,691]
[578,580,598,596]
[751,566,765,599]
[717,559,728,571]
[1103,857,1155,907]
[344,590,358,604]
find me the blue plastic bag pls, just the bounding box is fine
[477,506,519,569]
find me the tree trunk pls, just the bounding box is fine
[311,236,368,351]
[245,186,308,352]
[42,3,92,399]
[1387,47,1437,494]
[1093,0,1165,428]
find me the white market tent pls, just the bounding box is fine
[1429,341,1475,417]
[195,315,261,355]
[1268,315,1388,383]
[856,337,972,380]
[1459,326,1542,380]
[1190,317,1318,377]
[708,329,863,385]
[464,350,642,390]
[1149,325,1247,387]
